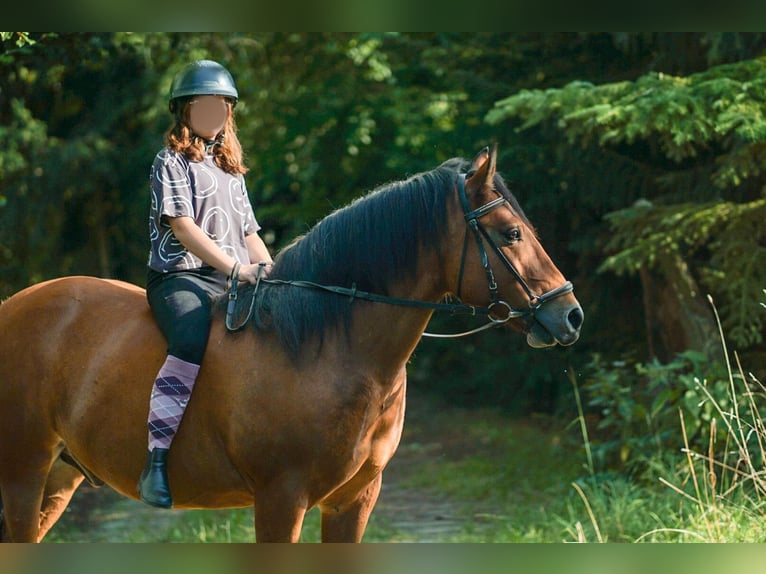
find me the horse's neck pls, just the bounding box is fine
[344,259,443,381]
[351,305,432,371]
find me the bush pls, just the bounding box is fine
[578,349,763,476]
[566,294,766,542]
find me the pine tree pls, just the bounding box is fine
[488,56,766,353]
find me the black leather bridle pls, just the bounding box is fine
[453,173,573,328]
[226,172,573,337]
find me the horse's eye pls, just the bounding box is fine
[504,227,522,244]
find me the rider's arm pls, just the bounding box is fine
[245,232,272,266]
[169,216,270,283]
[168,216,237,275]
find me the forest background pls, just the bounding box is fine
[2,33,766,482]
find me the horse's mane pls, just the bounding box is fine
[217,157,527,361]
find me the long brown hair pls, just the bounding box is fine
[165,98,248,175]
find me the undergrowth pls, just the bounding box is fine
[568,295,766,542]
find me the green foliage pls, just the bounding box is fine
[489,54,766,353]
[579,349,766,478]
[489,58,766,172]
[4,33,766,414]
[410,322,579,415]
[0,99,50,287]
[0,32,37,58]
[570,324,766,543]
[0,32,576,413]
[0,33,163,290]
[599,199,766,347]
[488,56,766,209]
[582,351,706,471]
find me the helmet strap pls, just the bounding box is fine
[196,133,224,155]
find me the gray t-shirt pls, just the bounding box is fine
[147,148,260,273]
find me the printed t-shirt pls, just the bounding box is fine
[147,148,259,273]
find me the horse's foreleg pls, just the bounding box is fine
[0,472,49,542]
[253,487,307,542]
[37,459,85,541]
[0,442,77,543]
[320,473,382,542]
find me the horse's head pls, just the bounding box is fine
[448,145,583,348]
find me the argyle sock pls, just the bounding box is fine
[147,355,201,452]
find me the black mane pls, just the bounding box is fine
[218,157,526,360]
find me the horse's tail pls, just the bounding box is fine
[0,490,5,542]
[0,301,6,542]
[0,302,3,541]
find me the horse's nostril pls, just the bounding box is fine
[568,307,584,330]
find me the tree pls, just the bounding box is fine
[6,33,764,413]
[0,33,166,290]
[488,52,766,358]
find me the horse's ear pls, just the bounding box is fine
[466,144,497,193]
[470,146,490,172]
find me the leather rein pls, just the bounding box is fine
[226,173,573,338]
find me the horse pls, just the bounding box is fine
[0,145,583,542]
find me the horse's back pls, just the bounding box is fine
[0,276,155,366]
[0,277,164,474]
[0,275,147,324]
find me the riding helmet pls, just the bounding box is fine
[168,59,238,113]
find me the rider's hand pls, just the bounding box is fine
[238,262,272,284]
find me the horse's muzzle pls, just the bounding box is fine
[526,300,583,348]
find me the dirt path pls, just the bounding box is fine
[370,393,492,541]
[374,448,474,542]
[51,391,502,542]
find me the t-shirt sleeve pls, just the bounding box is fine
[150,149,194,224]
[241,178,261,236]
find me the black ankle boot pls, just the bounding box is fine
[138,448,173,509]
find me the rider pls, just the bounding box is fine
[139,59,272,508]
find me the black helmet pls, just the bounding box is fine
[168,60,238,113]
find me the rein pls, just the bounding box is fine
[226,173,573,338]
[225,270,522,336]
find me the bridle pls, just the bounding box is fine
[226,172,573,338]
[450,173,573,335]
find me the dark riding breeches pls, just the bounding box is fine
[146,268,228,365]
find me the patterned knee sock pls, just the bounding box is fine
[147,355,201,452]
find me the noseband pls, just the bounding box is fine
[226,172,573,338]
[454,173,573,325]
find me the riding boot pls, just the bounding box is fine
[137,448,173,509]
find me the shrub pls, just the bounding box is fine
[578,348,764,476]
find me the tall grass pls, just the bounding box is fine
[569,295,766,542]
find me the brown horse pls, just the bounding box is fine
[0,146,582,542]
